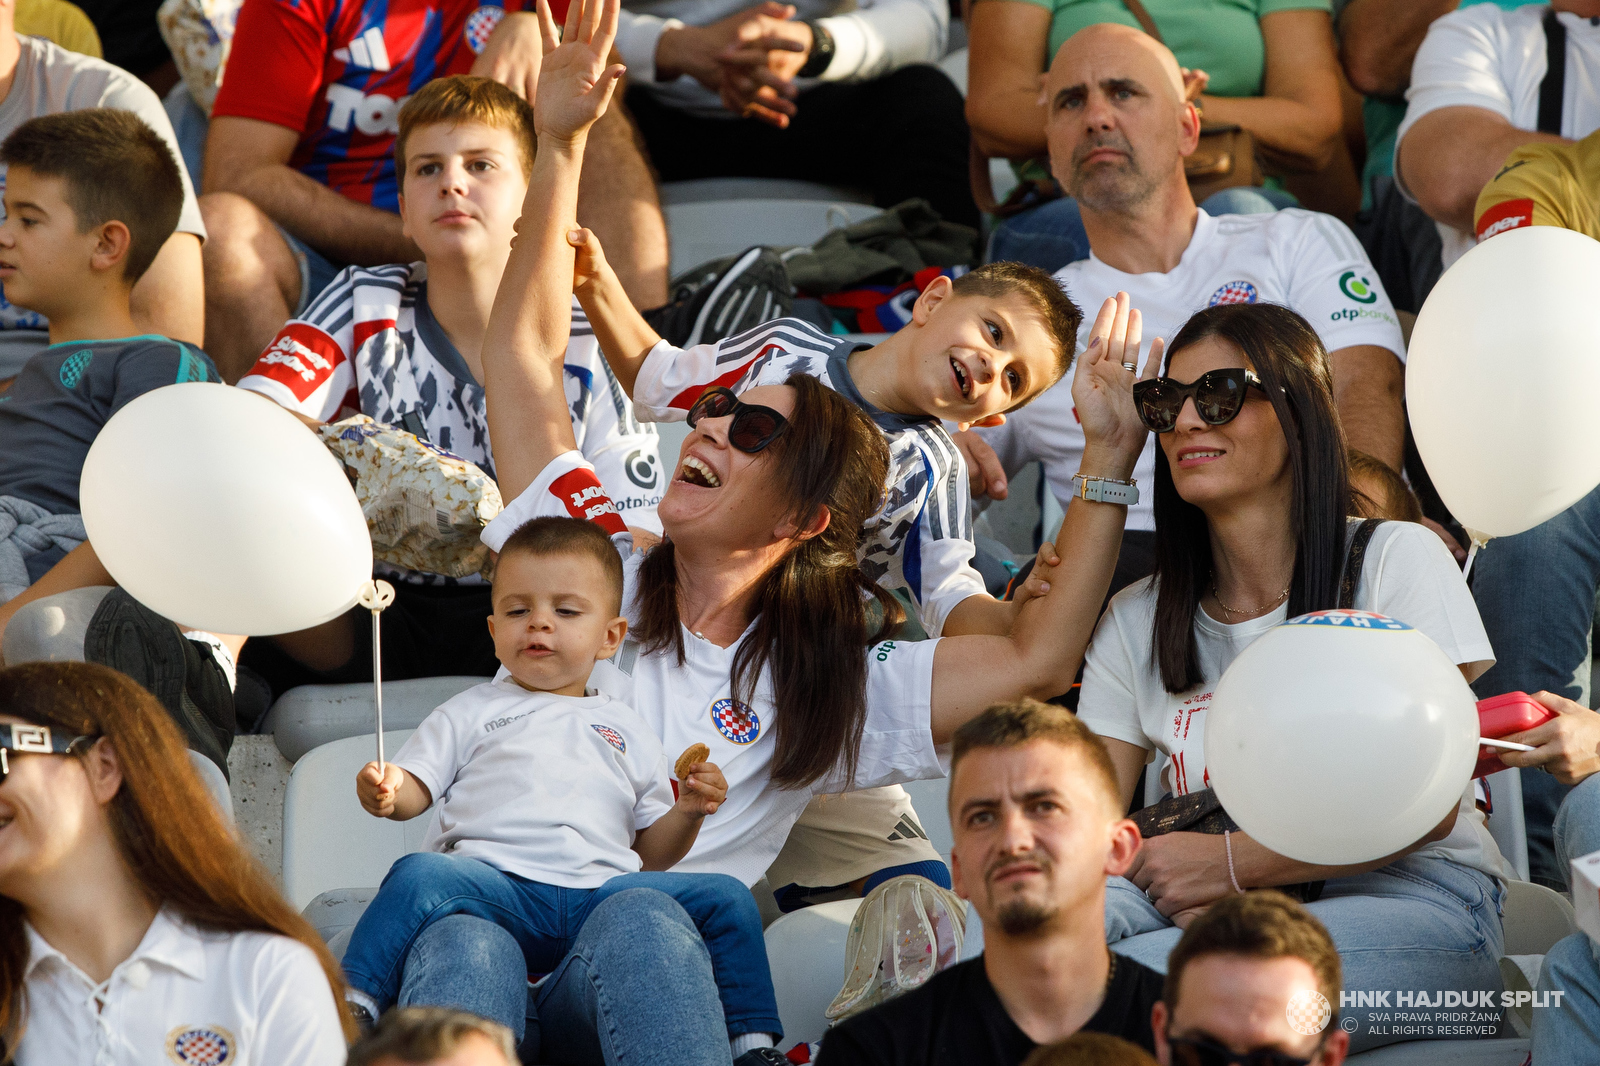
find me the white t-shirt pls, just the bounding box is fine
[1397,6,1600,269]
[18,907,345,1066]
[974,209,1405,532]
[0,35,208,378]
[394,680,675,888]
[239,262,665,566]
[483,451,947,887]
[632,317,985,637]
[1078,520,1507,880]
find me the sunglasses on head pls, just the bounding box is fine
[0,723,97,781]
[1133,367,1268,434]
[1167,1032,1318,1066]
[686,387,789,454]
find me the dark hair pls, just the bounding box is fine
[0,109,183,281]
[950,698,1122,815]
[1164,890,1341,1015]
[633,373,902,789]
[1348,448,1421,522]
[1021,1033,1159,1066]
[396,75,538,188]
[495,515,626,614]
[1150,303,1350,693]
[348,1006,515,1066]
[0,662,355,1046]
[951,261,1082,397]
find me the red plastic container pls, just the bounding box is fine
[1474,692,1556,779]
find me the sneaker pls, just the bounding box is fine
[84,589,236,775]
[643,247,793,348]
[733,1048,791,1066]
[347,1001,376,1035]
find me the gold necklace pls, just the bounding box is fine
[1210,580,1290,618]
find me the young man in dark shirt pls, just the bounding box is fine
[817,699,1164,1066]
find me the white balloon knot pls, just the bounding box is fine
[359,578,396,612]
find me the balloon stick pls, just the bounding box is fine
[358,579,396,770]
[1478,736,1535,752]
[1460,529,1490,581]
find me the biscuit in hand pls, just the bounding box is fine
[675,742,710,782]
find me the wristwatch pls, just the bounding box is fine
[797,20,835,79]
[1072,473,1139,506]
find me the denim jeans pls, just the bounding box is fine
[1105,853,1505,1053]
[986,186,1298,273]
[1470,484,1600,889]
[349,853,779,1045]
[1534,772,1600,1060]
[400,890,733,1064]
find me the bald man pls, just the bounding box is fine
[961,24,1408,569]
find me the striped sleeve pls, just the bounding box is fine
[567,308,664,534]
[905,424,987,637]
[482,451,631,556]
[630,318,839,421]
[237,265,407,419]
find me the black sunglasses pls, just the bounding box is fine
[0,723,97,780]
[686,386,788,454]
[1168,1032,1317,1066]
[1133,368,1268,434]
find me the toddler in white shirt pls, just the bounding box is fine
[339,517,782,1058]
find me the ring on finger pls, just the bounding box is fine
[1121,362,1138,372]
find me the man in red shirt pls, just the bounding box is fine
[199,0,668,381]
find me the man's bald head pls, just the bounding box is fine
[1042,22,1197,216]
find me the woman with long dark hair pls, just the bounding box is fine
[379,2,1162,1060]
[0,660,352,1063]
[1077,303,1506,1053]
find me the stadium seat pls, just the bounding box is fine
[659,181,882,278]
[1501,878,1578,956]
[765,898,861,1048]
[188,749,233,827]
[262,676,481,763]
[281,730,429,910]
[1482,767,1531,881]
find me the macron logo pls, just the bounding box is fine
[333,26,391,71]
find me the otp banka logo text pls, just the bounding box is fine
[325,84,411,136]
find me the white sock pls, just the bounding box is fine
[730,1033,776,1057]
[345,988,380,1018]
[184,630,237,692]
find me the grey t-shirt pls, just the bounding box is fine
[0,35,207,378]
[0,335,219,521]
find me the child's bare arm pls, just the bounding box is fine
[631,760,727,870]
[570,227,661,397]
[356,761,433,821]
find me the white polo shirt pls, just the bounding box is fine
[975,208,1405,532]
[484,451,948,887]
[394,681,675,888]
[18,908,346,1066]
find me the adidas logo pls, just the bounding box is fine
[887,814,928,842]
[333,27,391,71]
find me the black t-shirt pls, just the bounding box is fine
[815,953,1163,1066]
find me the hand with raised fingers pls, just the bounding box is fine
[533,0,626,147]
[472,10,544,101]
[1072,292,1161,467]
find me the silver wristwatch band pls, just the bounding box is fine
[1071,473,1139,506]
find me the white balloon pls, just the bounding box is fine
[81,383,371,635]
[1407,225,1600,540]
[1205,610,1478,865]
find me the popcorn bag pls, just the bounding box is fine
[316,415,502,580]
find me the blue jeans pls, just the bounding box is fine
[986,186,1298,272]
[1534,772,1600,1060]
[1471,484,1600,889]
[399,890,733,1064]
[1105,853,1505,1053]
[347,853,779,1045]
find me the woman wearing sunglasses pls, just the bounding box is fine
[384,3,1166,1058]
[1077,303,1506,1054]
[0,660,352,1063]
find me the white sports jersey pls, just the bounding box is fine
[239,262,665,540]
[482,452,946,887]
[20,908,345,1066]
[394,680,675,888]
[976,209,1406,532]
[632,318,986,636]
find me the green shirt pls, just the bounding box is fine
[1007,0,1330,99]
